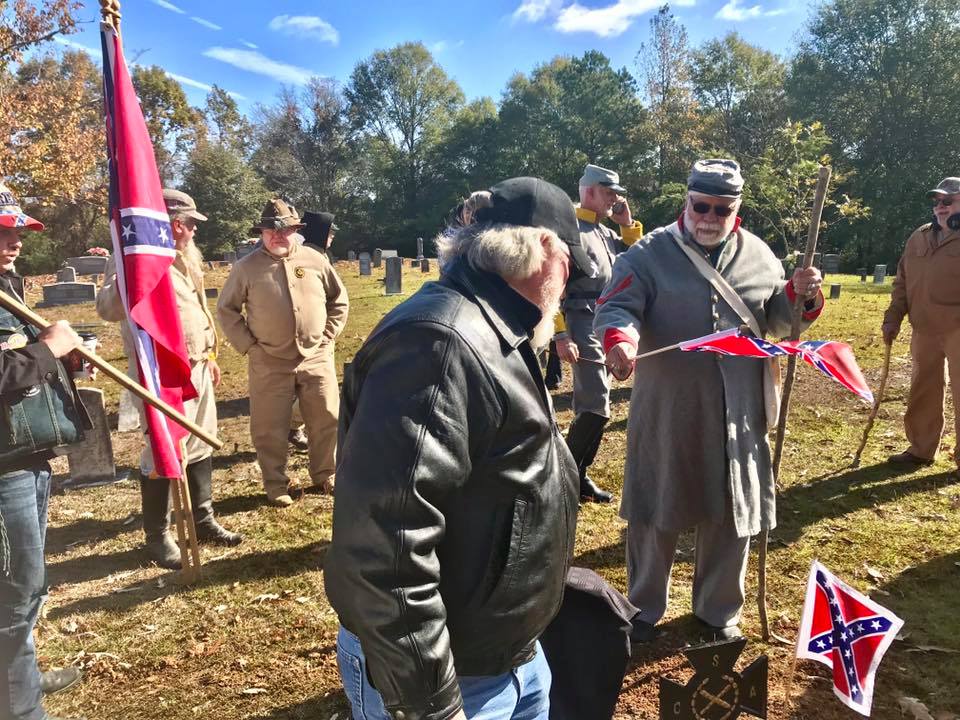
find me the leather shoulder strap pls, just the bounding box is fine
[666,225,762,337]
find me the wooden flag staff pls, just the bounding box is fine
[0,290,221,451]
[757,165,832,641]
[850,341,893,468]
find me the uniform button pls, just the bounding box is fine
[394,713,405,720]
[711,294,719,303]
[45,371,54,380]
[712,312,720,321]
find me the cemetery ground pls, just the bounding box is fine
[27,266,959,720]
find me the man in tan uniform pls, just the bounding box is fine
[97,189,242,568]
[217,199,349,507]
[883,177,960,477]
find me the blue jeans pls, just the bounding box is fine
[336,626,551,720]
[0,463,51,720]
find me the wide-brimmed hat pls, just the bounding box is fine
[250,198,304,234]
[0,182,44,231]
[163,188,208,221]
[472,177,596,278]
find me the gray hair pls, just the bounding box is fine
[436,223,560,280]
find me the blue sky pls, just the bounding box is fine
[56,0,814,113]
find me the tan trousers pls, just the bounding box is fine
[140,359,217,476]
[904,329,960,464]
[248,345,339,498]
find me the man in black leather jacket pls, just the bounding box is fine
[325,178,593,720]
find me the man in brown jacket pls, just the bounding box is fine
[97,189,242,569]
[883,177,960,476]
[217,199,348,506]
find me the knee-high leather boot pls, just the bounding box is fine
[186,457,242,546]
[565,412,613,503]
[139,474,181,569]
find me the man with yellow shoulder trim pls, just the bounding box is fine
[554,163,643,503]
[217,199,349,507]
[97,189,241,569]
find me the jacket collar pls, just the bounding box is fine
[444,259,542,350]
[576,207,599,225]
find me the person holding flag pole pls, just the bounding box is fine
[96,0,210,577]
[595,159,825,643]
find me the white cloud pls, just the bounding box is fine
[429,39,464,54]
[715,0,788,21]
[268,15,339,45]
[554,0,694,37]
[191,16,222,30]
[240,39,259,49]
[512,0,559,22]
[151,0,185,15]
[54,35,98,57]
[203,46,318,85]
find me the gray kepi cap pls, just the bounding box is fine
[687,159,744,198]
[928,177,960,197]
[579,164,626,194]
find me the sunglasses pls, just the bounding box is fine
[932,198,956,208]
[691,201,736,218]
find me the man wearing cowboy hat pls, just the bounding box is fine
[98,189,242,568]
[883,177,960,477]
[218,199,349,506]
[1,183,86,720]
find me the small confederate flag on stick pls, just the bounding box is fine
[795,561,904,716]
[678,328,874,404]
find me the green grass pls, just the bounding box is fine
[31,271,960,720]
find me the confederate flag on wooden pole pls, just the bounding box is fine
[99,20,196,480]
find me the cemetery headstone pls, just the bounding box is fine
[659,638,767,720]
[118,389,141,432]
[822,254,841,275]
[873,264,887,284]
[381,249,399,259]
[347,250,356,261]
[57,266,77,283]
[40,282,97,307]
[812,252,822,269]
[373,248,382,268]
[236,243,257,259]
[64,388,127,489]
[829,284,841,299]
[205,287,219,299]
[64,256,108,276]
[223,251,238,263]
[420,258,430,272]
[385,256,402,295]
[416,237,424,259]
[411,259,419,268]
[359,255,372,276]
[858,267,867,282]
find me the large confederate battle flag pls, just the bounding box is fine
[101,23,196,478]
[796,561,903,716]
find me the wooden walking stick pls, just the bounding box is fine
[170,442,203,583]
[850,341,893,468]
[758,165,832,641]
[0,289,222,451]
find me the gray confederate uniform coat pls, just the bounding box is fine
[594,222,819,538]
[561,208,642,417]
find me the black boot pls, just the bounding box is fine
[545,341,563,390]
[187,457,242,546]
[565,412,613,503]
[139,475,181,569]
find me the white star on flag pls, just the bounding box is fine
[121,223,136,241]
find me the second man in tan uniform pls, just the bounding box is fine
[218,199,349,506]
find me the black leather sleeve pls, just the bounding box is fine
[0,343,59,395]
[326,321,501,720]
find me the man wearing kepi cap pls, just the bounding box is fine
[218,199,348,507]
[1,183,87,720]
[554,163,644,503]
[98,188,242,569]
[883,177,960,478]
[326,177,582,720]
[594,159,824,643]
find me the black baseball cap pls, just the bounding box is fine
[473,177,596,278]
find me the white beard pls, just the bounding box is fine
[530,301,559,353]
